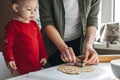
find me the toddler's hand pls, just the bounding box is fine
[8,61,17,70]
[40,58,47,66]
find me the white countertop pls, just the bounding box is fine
[6,63,118,80]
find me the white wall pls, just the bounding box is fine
[0,52,12,80]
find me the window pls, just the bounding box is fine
[99,0,120,24]
[96,0,113,40]
[113,0,120,22]
[95,0,120,56]
[99,0,114,24]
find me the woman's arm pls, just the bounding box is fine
[44,25,77,63]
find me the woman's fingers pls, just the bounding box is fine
[61,49,69,62]
[60,47,76,63]
[84,47,99,65]
[68,47,76,63]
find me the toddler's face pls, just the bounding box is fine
[16,1,38,22]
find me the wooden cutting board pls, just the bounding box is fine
[78,54,120,62]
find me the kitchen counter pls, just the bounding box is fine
[6,63,118,80]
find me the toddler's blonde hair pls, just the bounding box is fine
[12,0,38,5]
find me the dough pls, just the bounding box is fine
[57,64,95,75]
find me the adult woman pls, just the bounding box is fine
[39,0,100,66]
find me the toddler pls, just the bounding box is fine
[2,0,47,75]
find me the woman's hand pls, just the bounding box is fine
[60,47,78,63]
[83,46,99,65]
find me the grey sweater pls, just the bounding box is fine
[39,0,100,56]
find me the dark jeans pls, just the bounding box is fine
[48,37,80,67]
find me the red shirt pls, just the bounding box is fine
[2,19,47,74]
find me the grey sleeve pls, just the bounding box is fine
[87,0,100,28]
[39,0,54,28]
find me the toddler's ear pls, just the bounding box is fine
[12,3,19,12]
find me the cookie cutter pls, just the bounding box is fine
[75,61,85,67]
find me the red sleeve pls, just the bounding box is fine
[2,21,15,63]
[38,30,48,59]
[33,21,48,59]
